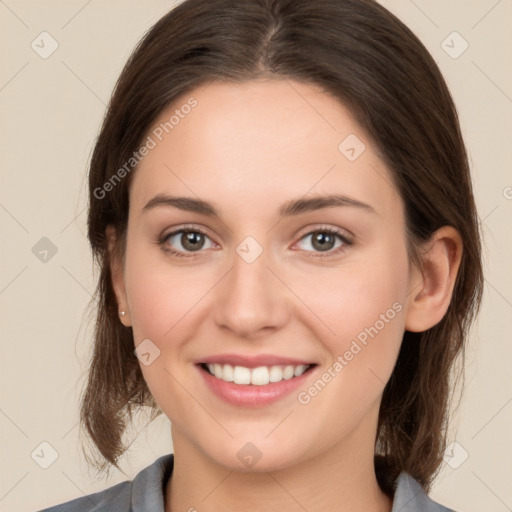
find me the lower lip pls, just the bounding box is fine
[197,365,315,407]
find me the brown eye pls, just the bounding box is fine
[162,229,214,255]
[180,231,206,251]
[309,231,337,252]
[295,227,352,257]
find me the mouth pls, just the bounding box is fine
[195,356,318,407]
[199,362,316,386]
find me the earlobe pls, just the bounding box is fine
[405,226,463,333]
[106,225,132,327]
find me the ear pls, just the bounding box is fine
[106,225,132,327]
[405,226,463,332]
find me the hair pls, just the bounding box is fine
[80,0,483,496]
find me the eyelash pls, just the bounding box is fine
[157,225,354,259]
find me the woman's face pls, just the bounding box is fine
[115,79,420,471]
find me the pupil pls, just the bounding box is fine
[183,231,204,251]
[313,232,334,251]
[179,231,335,253]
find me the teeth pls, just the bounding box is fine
[294,365,307,377]
[251,366,269,385]
[222,364,234,382]
[204,363,310,385]
[283,365,295,379]
[233,365,251,384]
[269,365,283,382]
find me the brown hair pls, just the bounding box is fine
[81,0,483,495]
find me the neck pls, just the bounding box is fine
[165,420,393,512]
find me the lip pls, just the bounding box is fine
[196,353,315,368]
[196,361,317,407]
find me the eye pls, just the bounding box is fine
[157,225,353,259]
[295,226,353,257]
[159,227,215,257]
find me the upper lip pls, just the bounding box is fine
[196,353,315,368]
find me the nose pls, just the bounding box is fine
[213,244,291,339]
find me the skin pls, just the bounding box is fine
[108,79,462,512]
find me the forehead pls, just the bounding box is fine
[130,79,401,221]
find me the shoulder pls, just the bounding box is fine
[38,479,131,512]
[392,472,458,512]
[37,453,174,512]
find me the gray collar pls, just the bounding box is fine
[131,454,455,512]
[390,472,454,511]
[40,452,455,511]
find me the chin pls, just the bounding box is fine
[196,436,308,474]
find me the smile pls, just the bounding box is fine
[196,357,318,407]
[202,363,312,385]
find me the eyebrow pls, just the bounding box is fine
[142,193,376,217]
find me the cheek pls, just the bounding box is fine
[122,245,212,413]
[125,233,409,360]
[124,243,213,342]
[127,273,194,340]
[292,248,409,398]
[297,253,408,347]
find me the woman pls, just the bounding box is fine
[40,0,483,510]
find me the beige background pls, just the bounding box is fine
[1,1,511,511]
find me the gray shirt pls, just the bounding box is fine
[39,453,455,512]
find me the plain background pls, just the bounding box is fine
[0,1,511,511]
